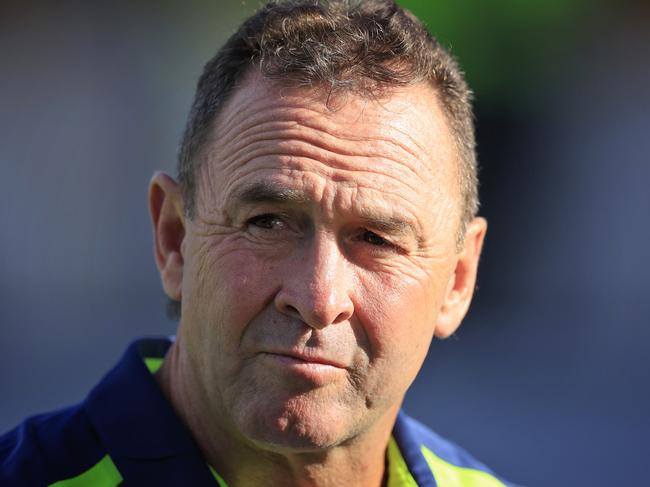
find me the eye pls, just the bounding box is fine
[247,213,286,231]
[361,230,390,247]
[353,229,407,255]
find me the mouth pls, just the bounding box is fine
[258,351,347,385]
[270,350,346,368]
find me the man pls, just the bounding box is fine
[1,1,517,486]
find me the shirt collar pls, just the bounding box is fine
[83,337,200,460]
[82,337,434,486]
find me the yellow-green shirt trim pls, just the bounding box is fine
[422,445,507,487]
[48,454,122,487]
[144,357,164,373]
[387,436,419,486]
[209,465,229,487]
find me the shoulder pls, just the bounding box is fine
[0,337,206,487]
[0,404,107,487]
[393,411,521,487]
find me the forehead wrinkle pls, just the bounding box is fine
[216,151,428,212]
[202,122,431,206]
[199,144,443,230]
[209,85,337,155]
[207,128,430,198]
[207,95,433,183]
[218,146,427,196]
[215,104,428,166]
[206,73,455,181]
[326,165,427,204]
[197,77,460,234]
[210,69,330,133]
[219,115,425,164]
[210,106,308,156]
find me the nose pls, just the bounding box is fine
[274,232,354,329]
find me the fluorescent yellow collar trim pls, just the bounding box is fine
[421,446,506,487]
[387,436,419,486]
[48,454,122,487]
[144,357,164,373]
[209,465,229,487]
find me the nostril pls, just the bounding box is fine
[332,311,350,325]
[284,304,300,317]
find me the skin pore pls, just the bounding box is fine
[149,72,486,487]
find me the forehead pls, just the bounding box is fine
[196,72,460,226]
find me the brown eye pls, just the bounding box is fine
[247,214,285,231]
[362,230,388,246]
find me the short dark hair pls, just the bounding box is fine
[169,0,477,320]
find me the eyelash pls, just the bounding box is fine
[359,230,390,247]
[246,213,285,230]
[245,214,400,252]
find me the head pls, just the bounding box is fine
[150,0,486,454]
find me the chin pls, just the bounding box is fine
[237,396,356,452]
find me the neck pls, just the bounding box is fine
[155,340,398,487]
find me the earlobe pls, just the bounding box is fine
[434,217,487,338]
[148,172,185,301]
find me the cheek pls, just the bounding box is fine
[182,241,281,351]
[218,250,281,327]
[354,268,442,383]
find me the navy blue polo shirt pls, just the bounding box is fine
[0,338,517,486]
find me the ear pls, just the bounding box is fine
[148,172,185,301]
[434,217,487,338]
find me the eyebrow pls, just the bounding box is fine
[231,181,311,206]
[229,181,420,240]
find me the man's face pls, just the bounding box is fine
[172,74,478,452]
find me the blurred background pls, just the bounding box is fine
[1,0,648,485]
